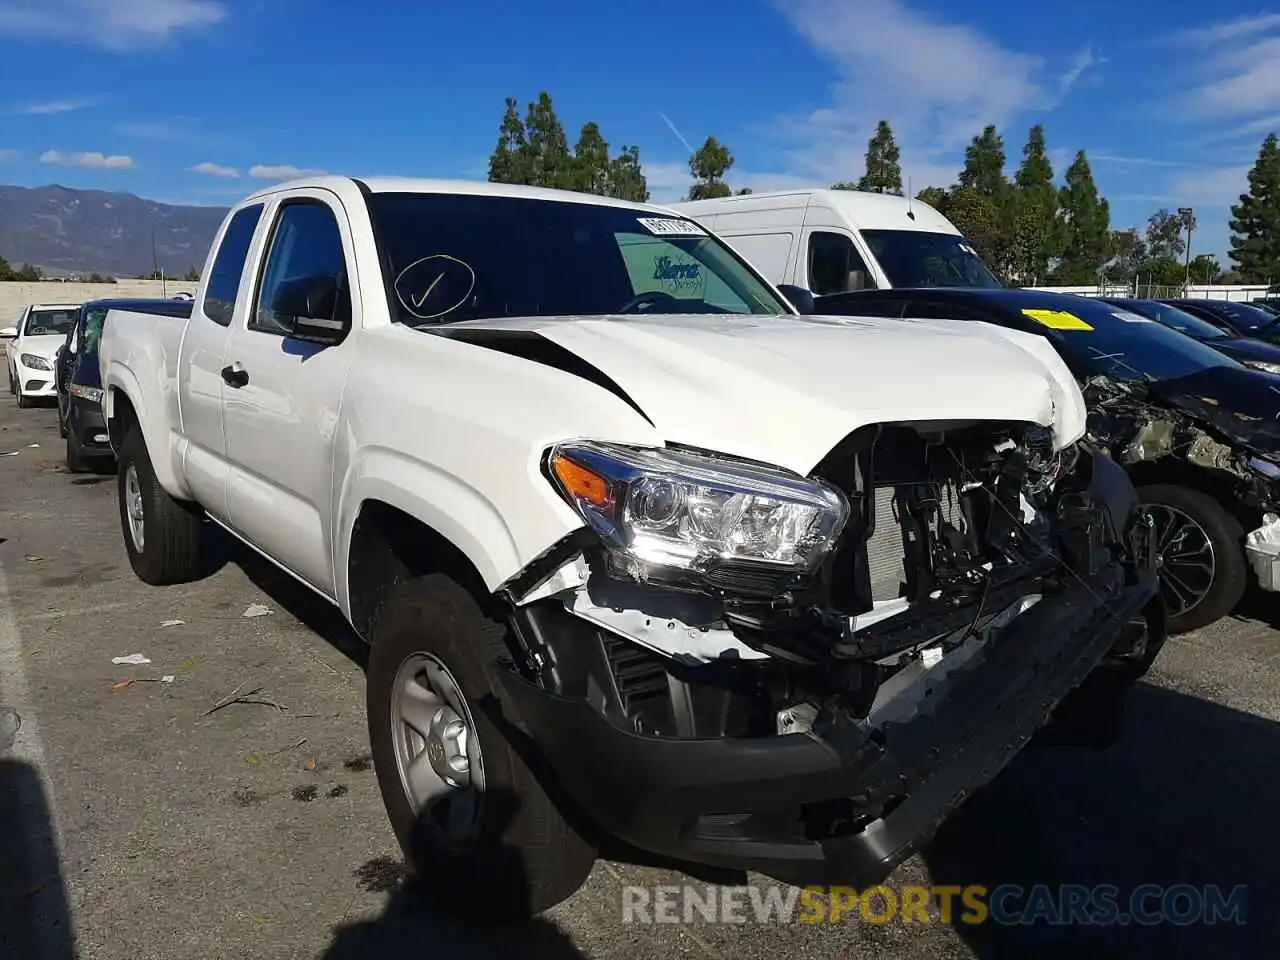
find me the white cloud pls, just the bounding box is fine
[191,161,238,178]
[0,148,18,161]
[1090,154,1194,168]
[40,149,134,169]
[249,164,327,180]
[0,0,225,50]
[762,0,1098,192]
[19,98,99,115]
[1173,16,1280,120]
[1167,165,1250,207]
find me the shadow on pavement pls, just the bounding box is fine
[322,789,586,959]
[202,523,368,669]
[924,681,1275,956]
[0,757,77,958]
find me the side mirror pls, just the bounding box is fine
[776,284,815,315]
[0,326,17,340]
[269,273,348,345]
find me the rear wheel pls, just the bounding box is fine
[367,573,596,923]
[116,424,204,585]
[1138,484,1247,634]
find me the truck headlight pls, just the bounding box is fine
[1245,360,1280,376]
[546,440,849,582]
[20,354,51,371]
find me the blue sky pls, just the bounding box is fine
[0,0,1277,260]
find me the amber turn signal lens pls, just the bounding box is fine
[551,453,613,508]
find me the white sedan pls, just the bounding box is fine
[3,303,79,408]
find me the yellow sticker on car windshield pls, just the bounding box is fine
[1022,308,1093,331]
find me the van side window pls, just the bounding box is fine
[808,232,875,295]
[252,200,350,336]
[204,204,264,327]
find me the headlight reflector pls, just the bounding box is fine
[546,441,849,582]
[20,353,51,371]
[1245,360,1280,376]
[69,384,103,402]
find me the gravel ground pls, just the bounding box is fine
[0,387,1277,959]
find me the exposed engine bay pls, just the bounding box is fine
[1082,374,1280,515]
[502,419,1157,744]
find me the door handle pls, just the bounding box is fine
[221,364,249,388]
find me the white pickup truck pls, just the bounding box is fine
[97,177,1165,921]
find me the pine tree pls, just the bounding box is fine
[687,136,734,200]
[857,120,903,195]
[488,97,529,184]
[521,92,572,190]
[1054,150,1111,284]
[1229,133,1280,283]
[959,125,1007,197]
[607,146,649,203]
[1010,125,1061,284]
[571,121,611,195]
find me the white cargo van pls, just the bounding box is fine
[670,189,1001,297]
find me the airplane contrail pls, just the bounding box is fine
[657,110,695,154]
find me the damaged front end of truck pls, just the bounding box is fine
[1083,374,1280,592]
[493,420,1163,888]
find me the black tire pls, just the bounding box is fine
[1138,483,1247,634]
[57,401,67,437]
[117,424,204,585]
[367,573,596,923]
[16,390,30,409]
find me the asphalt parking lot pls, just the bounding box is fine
[1,385,1278,959]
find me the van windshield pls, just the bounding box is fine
[365,193,793,324]
[862,230,1003,289]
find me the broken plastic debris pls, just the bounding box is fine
[159,675,176,683]
[111,653,151,665]
[160,619,184,627]
[921,646,944,669]
[1,451,19,457]
[26,443,38,448]
[111,679,134,690]
[24,555,41,562]
[242,604,271,618]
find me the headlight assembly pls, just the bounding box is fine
[545,440,849,586]
[20,354,51,371]
[1245,360,1280,376]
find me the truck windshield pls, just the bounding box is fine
[365,193,792,324]
[862,230,1003,289]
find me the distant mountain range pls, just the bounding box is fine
[0,184,229,278]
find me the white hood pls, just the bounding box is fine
[453,312,1088,475]
[15,334,64,360]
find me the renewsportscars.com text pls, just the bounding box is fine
[620,883,1248,927]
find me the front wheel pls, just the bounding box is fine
[1138,484,1247,634]
[116,424,204,585]
[367,573,596,923]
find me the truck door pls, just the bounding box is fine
[178,203,266,523]
[221,191,359,596]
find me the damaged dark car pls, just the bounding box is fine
[813,286,1280,633]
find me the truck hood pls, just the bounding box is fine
[444,312,1088,475]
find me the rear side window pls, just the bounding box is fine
[204,204,264,326]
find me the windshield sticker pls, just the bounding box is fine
[1022,308,1094,331]
[393,254,476,320]
[1112,311,1152,323]
[636,217,707,237]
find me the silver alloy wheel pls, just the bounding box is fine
[390,652,484,843]
[124,464,145,553]
[1146,502,1216,617]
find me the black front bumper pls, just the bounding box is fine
[498,559,1158,888]
[67,396,112,460]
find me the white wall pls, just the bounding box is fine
[0,280,199,323]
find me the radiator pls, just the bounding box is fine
[866,487,907,602]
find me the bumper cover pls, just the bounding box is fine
[498,560,1157,888]
[67,397,111,459]
[1245,514,1280,592]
